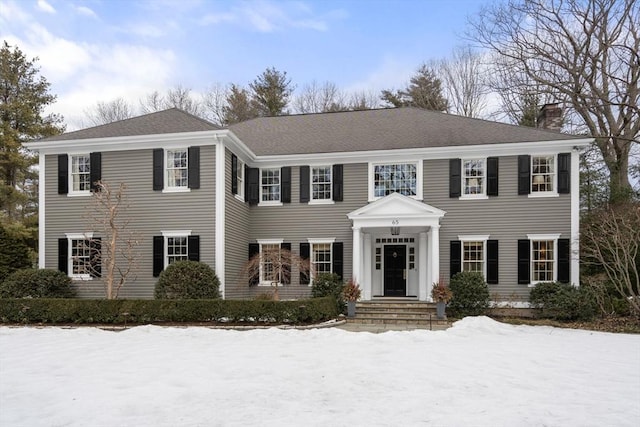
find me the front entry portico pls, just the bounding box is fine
[347,193,446,302]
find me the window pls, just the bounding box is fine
[153,231,199,277]
[462,159,485,196]
[70,154,91,194]
[64,232,96,280]
[311,243,332,278]
[311,166,332,201]
[462,241,484,273]
[532,156,555,193]
[261,168,281,203]
[370,161,422,200]
[532,240,555,282]
[167,149,188,188]
[259,241,282,284]
[166,236,189,265]
[236,158,245,200]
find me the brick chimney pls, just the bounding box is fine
[537,103,563,131]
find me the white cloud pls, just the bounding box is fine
[36,0,55,14]
[199,12,235,26]
[75,6,97,18]
[346,56,415,94]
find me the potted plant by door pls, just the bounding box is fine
[431,281,453,320]
[343,279,362,318]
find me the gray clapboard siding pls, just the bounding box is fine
[425,156,571,300]
[44,146,216,299]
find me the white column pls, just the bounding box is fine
[352,226,361,284]
[570,149,580,286]
[418,231,428,301]
[38,154,45,268]
[363,233,372,300]
[430,224,440,289]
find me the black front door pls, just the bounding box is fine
[384,245,406,297]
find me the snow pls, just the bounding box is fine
[1,317,639,427]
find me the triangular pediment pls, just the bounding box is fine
[348,193,446,219]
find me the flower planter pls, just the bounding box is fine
[436,301,447,320]
[347,301,356,318]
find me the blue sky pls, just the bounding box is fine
[1,0,486,129]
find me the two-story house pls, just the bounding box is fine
[25,105,592,302]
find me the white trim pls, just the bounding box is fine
[259,167,281,204]
[458,235,490,241]
[459,195,489,200]
[529,154,558,197]
[308,200,335,205]
[459,157,487,198]
[527,192,559,198]
[38,155,45,268]
[309,241,334,284]
[161,230,192,237]
[162,187,191,194]
[257,239,284,245]
[310,165,333,202]
[368,160,423,202]
[164,148,189,191]
[257,202,283,207]
[570,149,580,286]
[65,233,94,281]
[307,238,336,244]
[526,233,561,240]
[215,142,226,298]
[257,241,282,286]
[65,232,94,239]
[527,235,560,286]
[235,157,245,202]
[67,154,91,197]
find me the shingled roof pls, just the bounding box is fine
[229,107,581,156]
[45,108,220,141]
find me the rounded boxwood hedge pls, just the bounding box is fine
[0,269,76,298]
[155,261,220,299]
[448,271,490,317]
[529,281,596,321]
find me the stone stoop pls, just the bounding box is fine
[347,299,451,330]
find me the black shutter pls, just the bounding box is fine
[58,238,68,273]
[518,239,531,284]
[486,240,498,284]
[247,168,259,205]
[300,166,310,203]
[188,235,200,261]
[300,243,310,285]
[449,159,461,198]
[153,236,164,277]
[231,154,238,195]
[248,243,259,286]
[188,146,200,189]
[153,149,163,191]
[557,153,571,194]
[90,152,102,192]
[281,242,291,284]
[450,241,461,278]
[557,238,570,283]
[333,164,343,202]
[58,154,68,194]
[281,167,291,203]
[90,238,101,278]
[487,157,499,196]
[244,164,250,200]
[518,155,531,195]
[332,242,343,280]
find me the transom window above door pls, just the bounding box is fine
[369,161,422,201]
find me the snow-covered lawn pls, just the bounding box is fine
[1,317,638,427]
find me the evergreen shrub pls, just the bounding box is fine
[155,261,220,299]
[449,271,490,317]
[0,226,32,283]
[311,273,344,313]
[0,269,75,298]
[529,281,597,321]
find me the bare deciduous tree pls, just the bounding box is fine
[84,97,135,126]
[293,81,349,113]
[581,202,640,314]
[469,0,640,202]
[202,83,229,126]
[86,181,141,299]
[139,85,204,117]
[349,90,380,110]
[243,246,310,300]
[437,46,488,118]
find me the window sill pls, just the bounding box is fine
[259,282,282,287]
[528,192,559,198]
[528,281,555,288]
[234,194,245,203]
[163,187,191,194]
[458,195,489,200]
[67,192,91,197]
[71,275,93,281]
[308,199,335,205]
[258,201,283,207]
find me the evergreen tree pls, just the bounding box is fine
[381,64,449,112]
[0,41,64,222]
[223,84,258,125]
[249,67,294,117]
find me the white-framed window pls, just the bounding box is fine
[66,232,94,280]
[69,154,91,195]
[458,235,489,277]
[162,230,191,266]
[308,238,335,282]
[311,166,332,201]
[462,159,485,197]
[531,155,555,194]
[528,234,560,284]
[258,239,283,285]
[236,158,245,200]
[166,149,188,189]
[260,168,281,204]
[369,161,422,201]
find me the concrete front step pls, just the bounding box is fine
[346,317,450,326]
[349,300,449,327]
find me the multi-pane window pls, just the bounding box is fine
[462,159,485,195]
[373,163,417,197]
[167,149,188,188]
[70,238,91,277]
[260,243,281,283]
[71,155,91,192]
[463,241,484,273]
[312,243,332,277]
[312,166,332,200]
[532,156,554,193]
[166,236,188,265]
[532,240,554,282]
[261,168,281,202]
[236,159,245,199]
